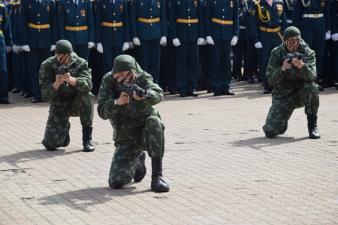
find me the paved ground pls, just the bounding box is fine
[1,82,338,225]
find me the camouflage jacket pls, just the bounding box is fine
[266,40,317,91]
[97,71,163,121]
[39,53,93,106]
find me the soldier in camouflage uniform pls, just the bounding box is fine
[39,40,95,152]
[263,26,320,139]
[97,54,169,193]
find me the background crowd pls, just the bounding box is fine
[0,0,338,104]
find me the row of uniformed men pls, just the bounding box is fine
[1,0,338,103]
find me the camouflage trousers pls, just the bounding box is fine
[108,116,164,186]
[263,83,319,137]
[42,92,94,149]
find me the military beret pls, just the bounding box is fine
[112,54,142,75]
[55,40,73,54]
[283,26,301,41]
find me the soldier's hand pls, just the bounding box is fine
[282,59,291,71]
[292,58,304,69]
[62,73,77,86]
[133,91,144,101]
[53,75,63,90]
[116,92,130,105]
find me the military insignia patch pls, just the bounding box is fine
[230,0,233,7]
[194,0,197,7]
[157,0,160,8]
[120,4,123,12]
[80,9,86,16]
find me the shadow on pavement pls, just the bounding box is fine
[0,149,82,168]
[38,186,150,212]
[230,136,309,150]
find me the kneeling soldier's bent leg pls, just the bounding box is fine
[263,99,294,138]
[72,92,95,151]
[108,144,140,189]
[42,106,70,150]
[142,116,169,192]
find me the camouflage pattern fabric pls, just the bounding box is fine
[98,66,164,185]
[39,53,94,148]
[263,40,319,137]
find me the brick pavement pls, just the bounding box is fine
[1,82,338,225]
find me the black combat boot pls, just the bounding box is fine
[82,127,95,152]
[151,158,169,193]
[133,152,146,182]
[307,115,321,139]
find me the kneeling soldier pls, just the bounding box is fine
[39,40,95,152]
[263,26,320,139]
[97,54,169,193]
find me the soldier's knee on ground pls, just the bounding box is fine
[263,125,280,138]
[108,178,125,189]
[42,139,58,151]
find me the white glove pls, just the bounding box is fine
[254,42,263,49]
[50,45,56,52]
[173,38,181,47]
[332,33,338,41]
[122,42,130,51]
[325,31,331,40]
[6,46,12,53]
[160,36,167,47]
[22,45,30,52]
[197,38,206,46]
[231,36,238,46]
[133,37,141,46]
[88,42,95,49]
[129,41,135,49]
[96,43,103,53]
[206,36,214,45]
[13,45,19,53]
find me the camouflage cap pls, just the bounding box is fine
[283,26,301,41]
[55,40,73,54]
[112,54,143,76]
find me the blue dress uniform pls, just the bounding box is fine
[169,0,204,97]
[95,0,130,75]
[205,0,239,95]
[283,0,295,25]
[58,0,95,59]
[21,0,56,103]
[130,0,167,83]
[248,0,287,93]
[0,1,12,104]
[293,0,331,90]
[331,0,338,88]
[232,0,249,81]
[159,0,176,93]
